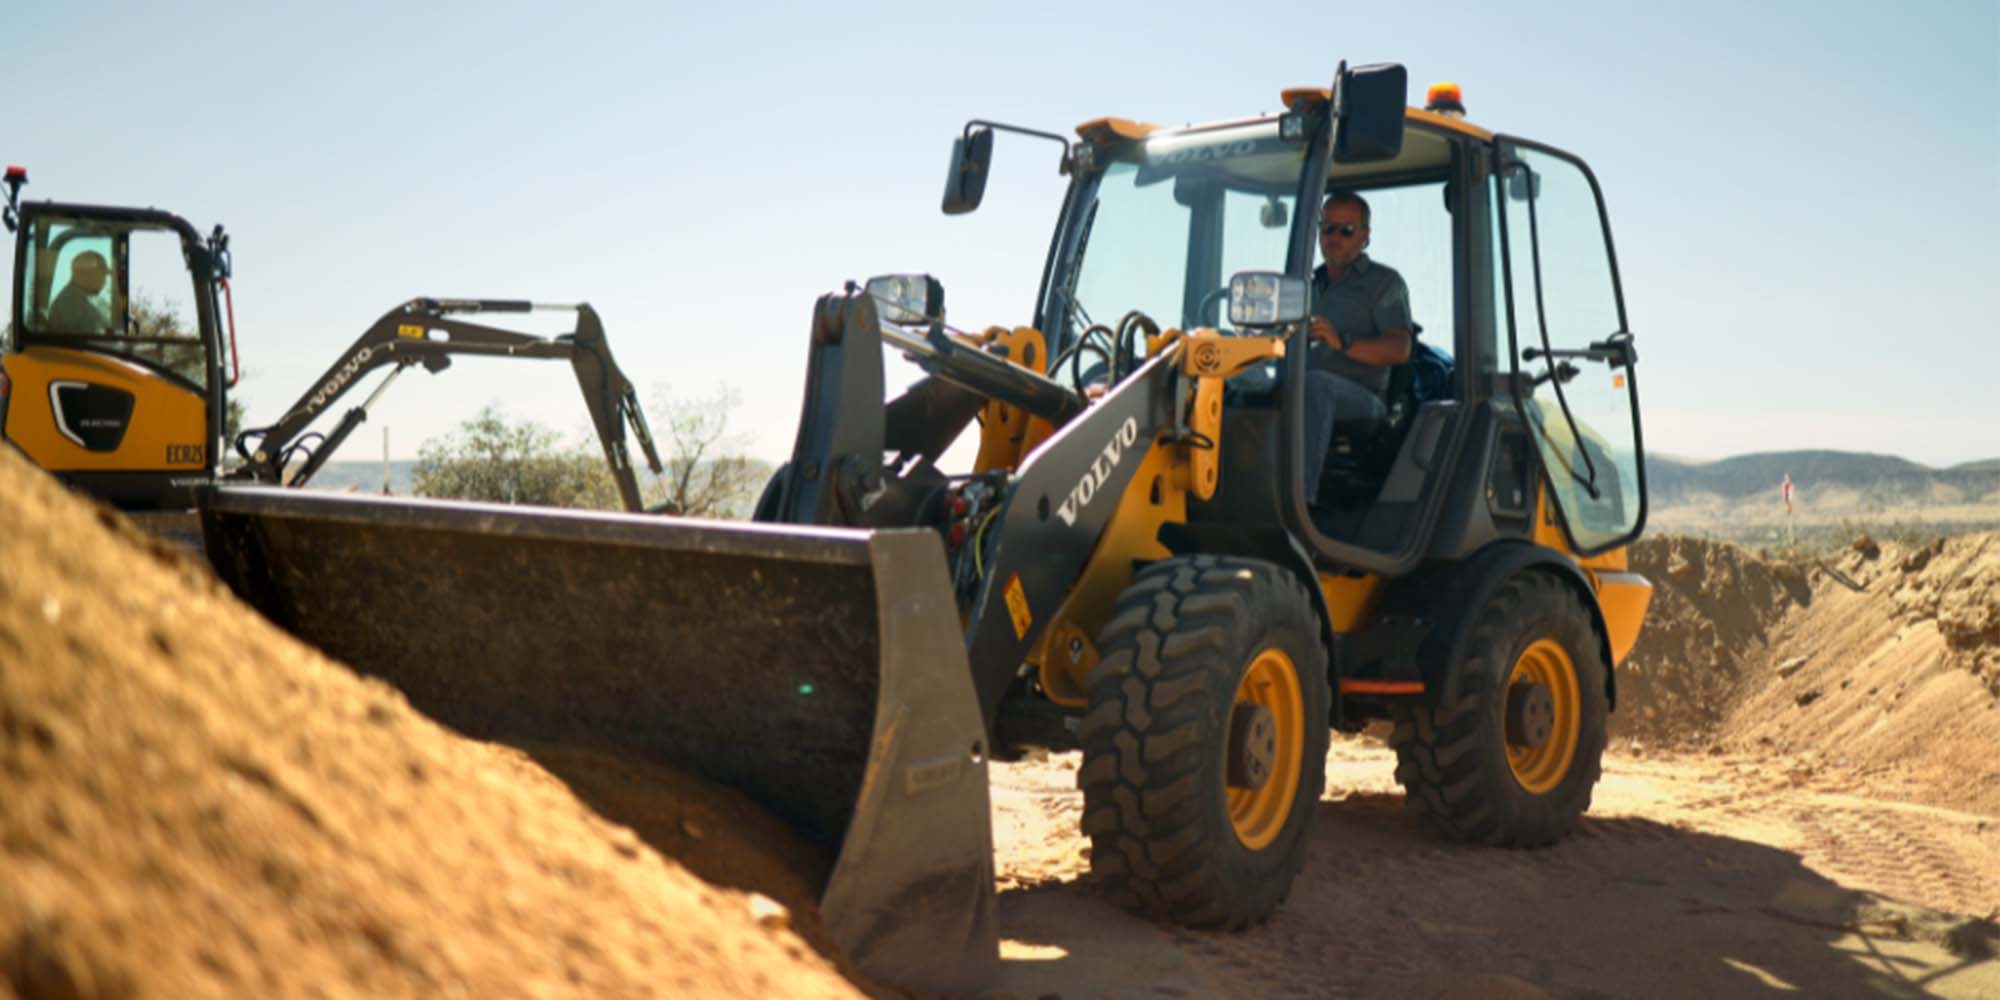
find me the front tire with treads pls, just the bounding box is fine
[1077,555,1329,928]
[1389,570,1608,846]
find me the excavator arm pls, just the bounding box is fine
[233,298,664,511]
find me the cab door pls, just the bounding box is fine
[1494,139,1645,555]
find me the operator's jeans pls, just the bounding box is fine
[1302,370,1386,504]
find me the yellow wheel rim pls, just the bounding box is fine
[1505,638,1581,794]
[1225,649,1305,850]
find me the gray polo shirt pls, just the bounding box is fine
[46,285,109,334]
[1308,255,1412,396]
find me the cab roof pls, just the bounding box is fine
[1075,87,1495,144]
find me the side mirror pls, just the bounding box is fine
[1506,164,1541,201]
[941,127,994,216]
[1228,271,1308,327]
[864,273,945,326]
[1333,63,1407,165]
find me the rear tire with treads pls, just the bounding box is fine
[1389,570,1608,845]
[1078,555,1329,928]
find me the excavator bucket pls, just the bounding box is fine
[196,485,998,993]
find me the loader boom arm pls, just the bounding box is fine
[233,298,665,511]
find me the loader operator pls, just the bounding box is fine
[47,251,112,335]
[1302,190,1412,499]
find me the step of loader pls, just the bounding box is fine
[196,485,998,993]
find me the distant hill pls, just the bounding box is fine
[1645,450,2000,540]
[1645,451,2000,503]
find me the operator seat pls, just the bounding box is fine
[1313,322,1423,509]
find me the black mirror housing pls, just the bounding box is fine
[1507,165,1542,201]
[941,127,994,215]
[1334,63,1407,164]
[1259,196,1289,229]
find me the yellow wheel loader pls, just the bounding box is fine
[1,169,666,519]
[192,63,1652,992]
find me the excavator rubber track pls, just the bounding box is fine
[197,485,998,992]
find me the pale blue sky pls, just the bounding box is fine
[9,0,1997,466]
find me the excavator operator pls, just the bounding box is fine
[46,250,112,334]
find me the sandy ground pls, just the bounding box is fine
[979,533,2000,1000]
[984,738,1998,1000]
[3,436,1997,999]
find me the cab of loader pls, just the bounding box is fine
[981,77,1647,574]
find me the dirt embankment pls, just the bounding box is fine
[1890,534,2000,697]
[1614,531,2000,814]
[1720,534,2000,818]
[0,444,864,1000]
[1612,535,1812,745]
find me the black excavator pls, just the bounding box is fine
[2,167,664,518]
[193,63,1652,994]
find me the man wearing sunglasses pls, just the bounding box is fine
[1302,190,1413,501]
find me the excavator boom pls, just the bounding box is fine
[234,297,665,511]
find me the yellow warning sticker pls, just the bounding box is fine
[1004,574,1032,639]
[397,324,426,339]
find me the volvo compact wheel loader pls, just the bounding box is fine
[1,168,666,522]
[192,63,1652,992]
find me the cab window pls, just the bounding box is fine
[1334,179,1451,360]
[17,218,208,390]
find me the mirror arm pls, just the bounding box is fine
[964,119,1077,174]
[1523,332,1638,370]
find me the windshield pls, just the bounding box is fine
[14,214,212,389]
[1047,121,1305,386]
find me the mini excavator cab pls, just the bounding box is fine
[2,174,235,509]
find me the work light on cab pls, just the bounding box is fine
[1229,271,1308,328]
[864,273,945,327]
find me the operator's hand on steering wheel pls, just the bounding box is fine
[1309,316,1342,351]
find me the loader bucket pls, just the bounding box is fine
[195,485,998,993]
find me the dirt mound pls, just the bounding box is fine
[0,446,865,1000]
[1612,535,1811,745]
[1613,530,2000,814]
[1889,534,2000,696]
[1721,533,2000,816]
